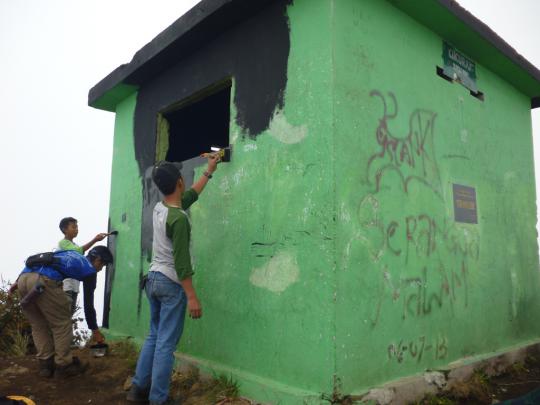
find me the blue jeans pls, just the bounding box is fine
[132,271,187,404]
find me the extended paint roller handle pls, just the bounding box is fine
[200,145,232,162]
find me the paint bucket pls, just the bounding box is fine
[90,343,109,357]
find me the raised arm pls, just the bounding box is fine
[191,154,219,195]
[81,233,108,252]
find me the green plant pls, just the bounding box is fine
[71,304,90,347]
[510,361,529,375]
[214,373,240,400]
[10,328,31,356]
[471,369,490,386]
[0,278,33,357]
[170,368,243,405]
[109,337,140,369]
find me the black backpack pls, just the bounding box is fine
[25,252,60,269]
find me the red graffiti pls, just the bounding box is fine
[366,91,442,197]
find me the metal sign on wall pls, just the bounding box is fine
[453,184,478,224]
[442,42,478,93]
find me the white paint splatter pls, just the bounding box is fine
[268,110,308,144]
[339,202,351,223]
[249,251,299,293]
[243,143,257,152]
[460,129,468,143]
[219,177,231,193]
[232,168,246,185]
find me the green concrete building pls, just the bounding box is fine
[89,0,540,403]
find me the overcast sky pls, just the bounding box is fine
[1,0,539,326]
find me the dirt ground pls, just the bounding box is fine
[0,348,131,404]
[0,345,252,405]
[3,347,540,405]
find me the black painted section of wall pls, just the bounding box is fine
[133,0,291,179]
[89,0,280,107]
[132,0,291,262]
[165,85,231,163]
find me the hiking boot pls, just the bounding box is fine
[54,356,89,378]
[38,356,55,378]
[126,384,150,403]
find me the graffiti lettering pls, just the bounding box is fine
[406,214,479,263]
[357,196,480,264]
[369,260,469,326]
[401,261,468,319]
[366,91,442,197]
[354,91,480,332]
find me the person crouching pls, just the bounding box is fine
[16,246,113,378]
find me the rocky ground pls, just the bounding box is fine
[3,344,540,405]
[412,354,540,405]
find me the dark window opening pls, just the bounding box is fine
[436,66,484,102]
[161,82,231,163]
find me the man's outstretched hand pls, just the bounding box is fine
[206,153,219,174]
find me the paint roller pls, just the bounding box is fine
[200,146,232,162]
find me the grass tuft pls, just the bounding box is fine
[109,337,140,370]
[170,367,243,405]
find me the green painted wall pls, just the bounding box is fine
[103,0,540,403]
[106,1,336,403]
[184,1,335,401]
[107,92,152,339]
[333,0,540,395]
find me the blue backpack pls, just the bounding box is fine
[24,250,96,280]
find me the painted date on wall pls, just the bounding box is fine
[387,335,448,364]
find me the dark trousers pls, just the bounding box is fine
[65,290,78,315]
